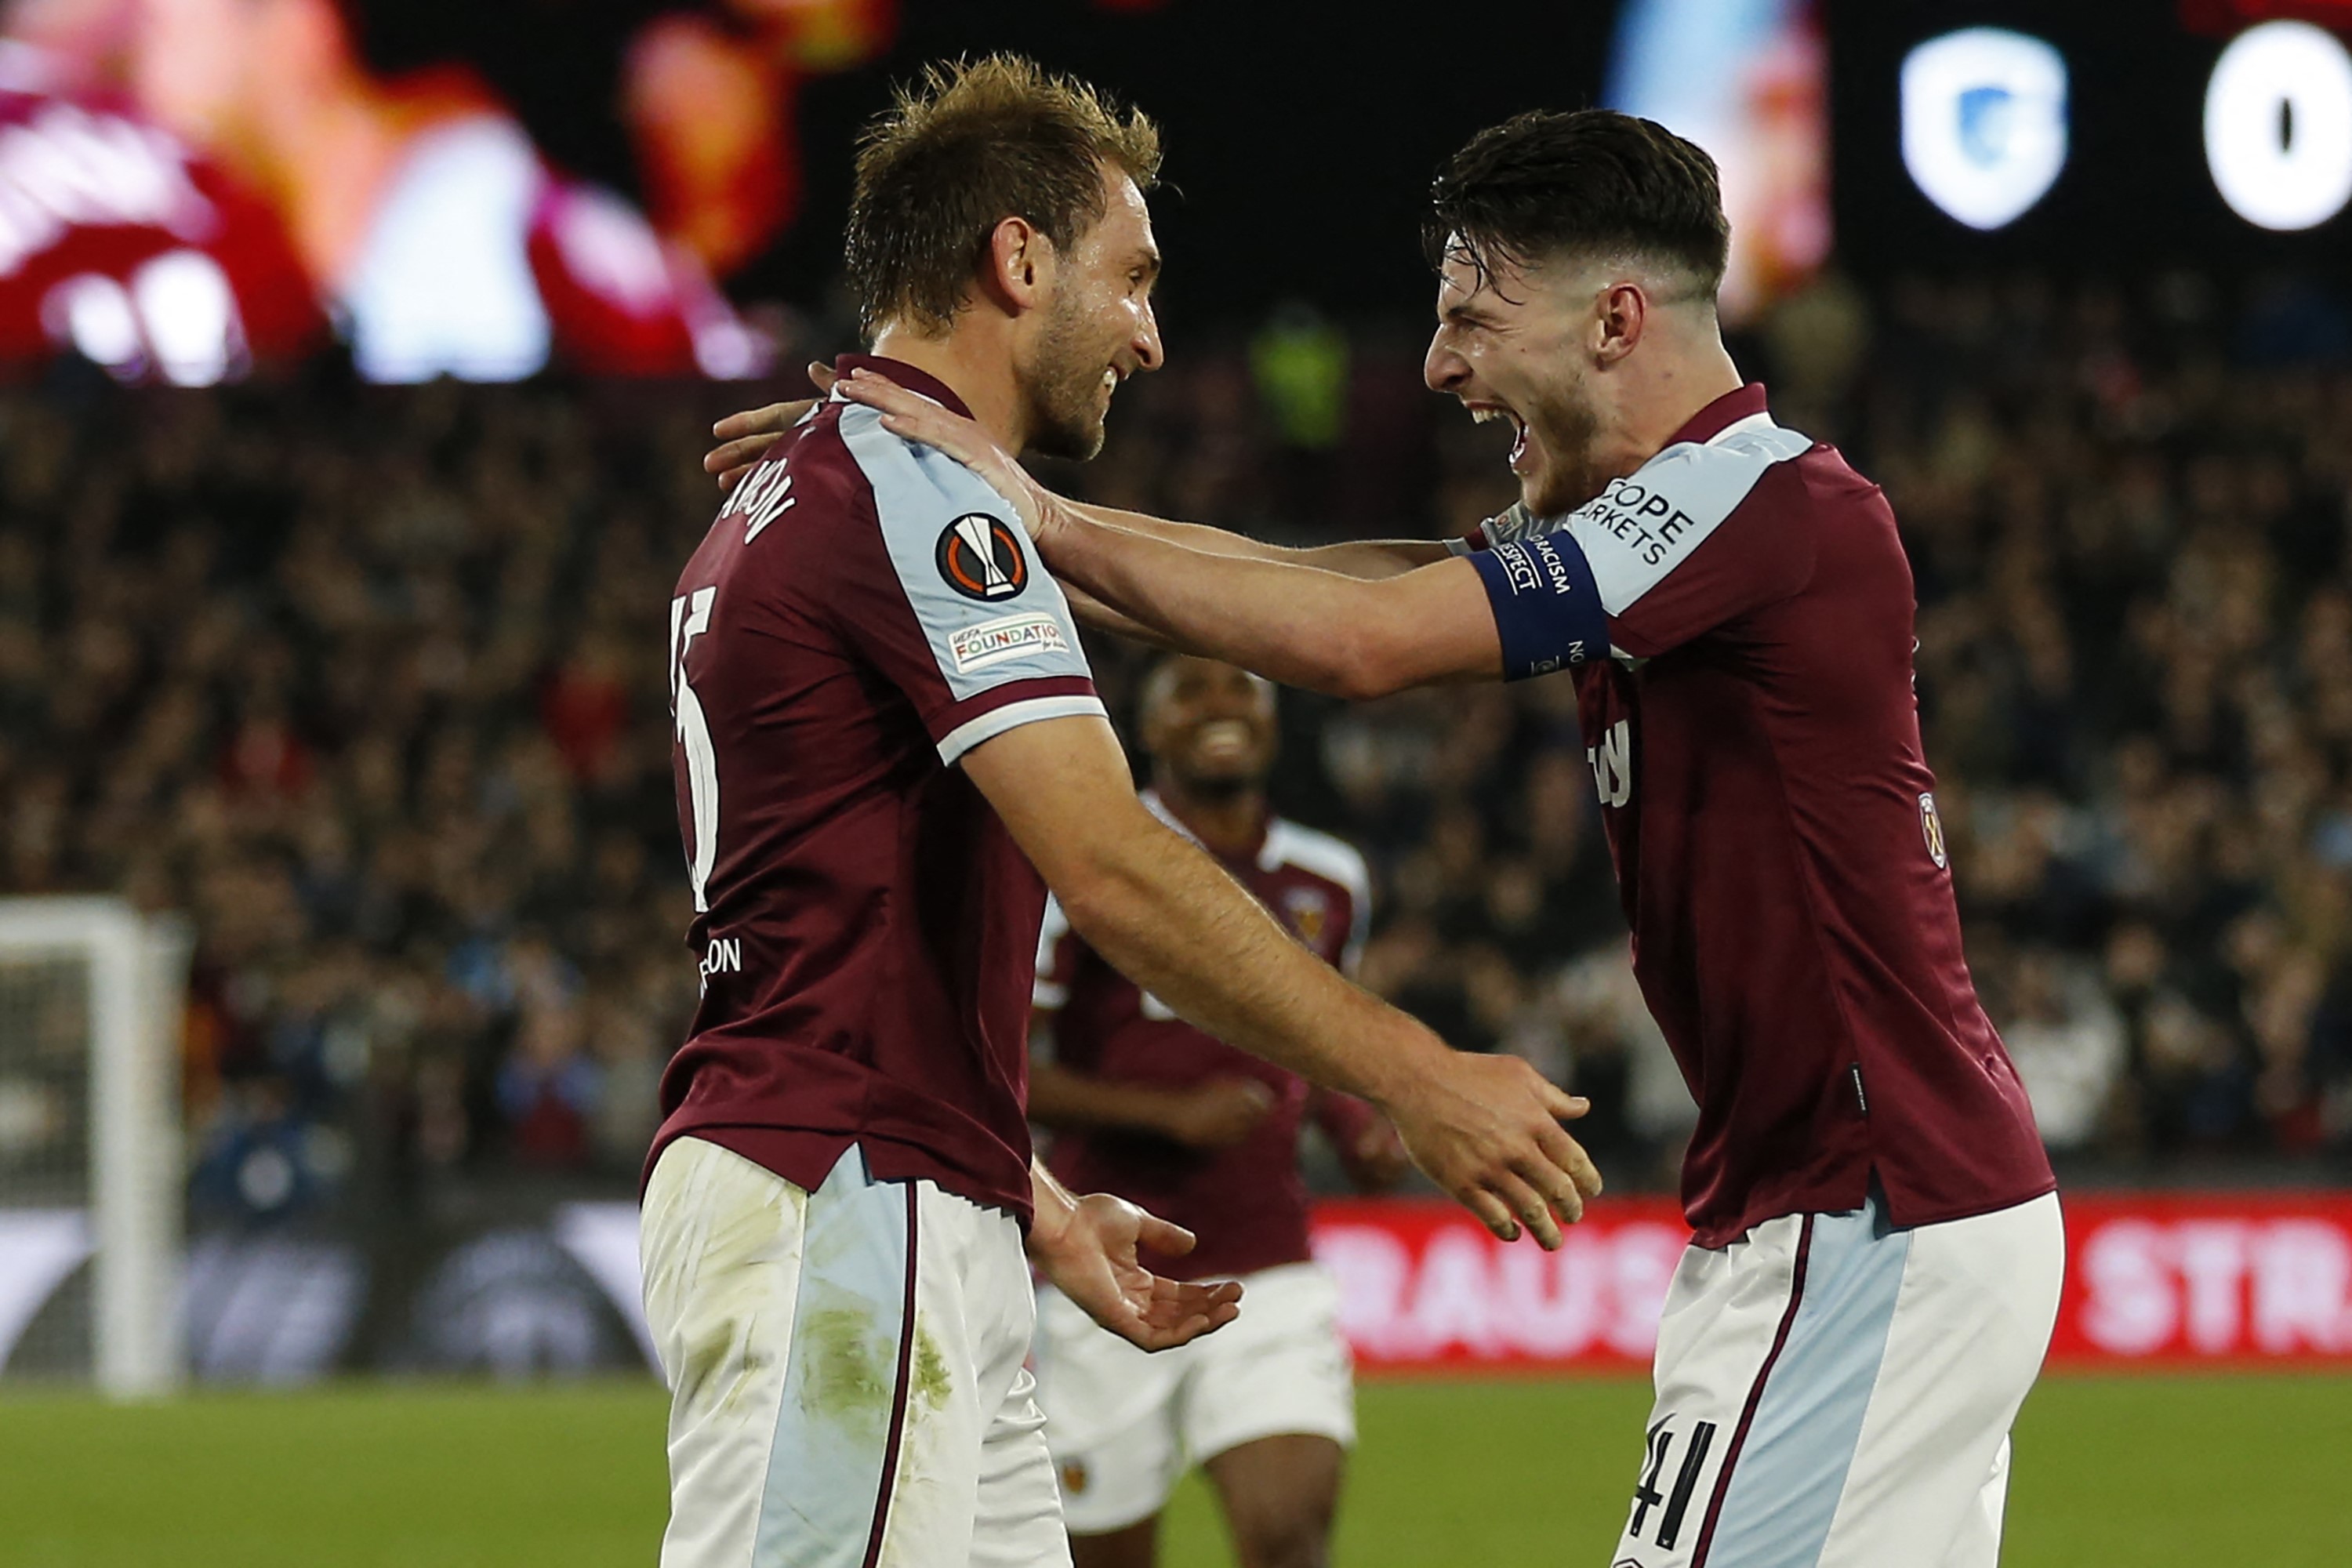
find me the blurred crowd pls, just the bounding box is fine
[1863,273,2352,1174]
[0,368,719,1217]
[3,268,2350,1224]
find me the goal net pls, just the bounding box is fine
[0,898,191,1397]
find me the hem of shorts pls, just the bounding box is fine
[1192,1414,1357,1467]
[1688,1173,2060,1250]
[1065,1501,1169,1541]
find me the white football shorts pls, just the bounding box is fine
[1032,1261,1356,1535]
[639,1136,1070,1568]
[1610,1188,2064,1568]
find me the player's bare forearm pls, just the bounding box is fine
[1062,581,1179,648]
[1069,500,1450,581]
[968,716,1605,1257]
[975,717,1450,1109]
[1059,528,1441,655]
[826,368,1466,673]
[1049,514,1501,701]
[1056,802,1443,1109]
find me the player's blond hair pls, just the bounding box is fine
[846,55,1162,336]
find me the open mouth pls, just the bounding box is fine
[1193,718,1256,759]
[1469,403,1530,470]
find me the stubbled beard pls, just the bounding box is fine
[1021,293,1110,460]
[1523,379,1606,517]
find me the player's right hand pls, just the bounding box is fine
[1159,1077,1277,1149]
[1028,1190,1245,1353]
[1388,1051,1603,1250]
[836,367,1069,550]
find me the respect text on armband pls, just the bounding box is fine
[1583,477,1700,568]
[1495,535,1581,600]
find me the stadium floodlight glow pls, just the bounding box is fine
[2204,20,2352,231]
[1900,28,2070,230]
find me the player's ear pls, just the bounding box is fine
[982,216,1050,316]
[1593,281,1647,365]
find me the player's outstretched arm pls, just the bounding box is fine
[838,368,1501,697]
[705,374,1450,582]
[1044,523,1498,700]
[1026,1157,1244,1352]
[966,713,1603,1247]
[1054,500,1450,582]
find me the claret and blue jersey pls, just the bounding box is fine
[1460,383,2054,1247]
[652,355,1105,1225]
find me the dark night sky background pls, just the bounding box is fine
[443,0,2352,327]
[762,1,1617,326]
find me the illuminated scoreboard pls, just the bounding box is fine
[1829,0,2352,271]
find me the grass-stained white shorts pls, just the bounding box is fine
[1611,1189,2063,1568]
[1032,1261,1356,1535]
[640,1136,1069,1568]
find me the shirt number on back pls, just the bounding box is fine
[670,586,720,912]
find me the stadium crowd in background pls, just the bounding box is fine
[3,268,2350,1221]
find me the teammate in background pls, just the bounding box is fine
[808,110,2065,1568]
[648,60,1599,1568]
[1030,655,1406,1568]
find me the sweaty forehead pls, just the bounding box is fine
[1097,169,1156,245]
[1437,242,1626,323]
[1435,248,1526,323]
[1435,252,1485,310]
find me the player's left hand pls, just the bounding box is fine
[703,361,837,493]
[1028,1190,1244,1352]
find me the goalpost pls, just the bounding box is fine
[0,897,191,1398]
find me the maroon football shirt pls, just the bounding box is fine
[651,356,1105,1221]
[1035,794,1376,1279]
[1466,384,2055,1247]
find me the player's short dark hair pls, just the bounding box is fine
[846,55,1162,336]
[1424,109,1730,303]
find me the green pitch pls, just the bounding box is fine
[0,1374,2343,1566]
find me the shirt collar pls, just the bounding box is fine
[833,354,975,419]
[1664,381,1771,448]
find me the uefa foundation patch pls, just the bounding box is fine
[949,612,1069,673]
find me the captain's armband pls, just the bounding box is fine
[1467,531,1610,681]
